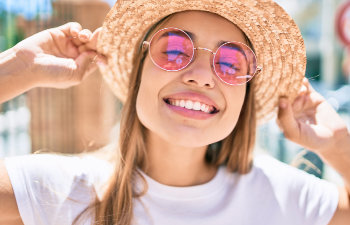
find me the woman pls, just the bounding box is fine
[0,0,349,225]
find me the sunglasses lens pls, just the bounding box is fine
[213,42,257,85]
[149,28,194,71]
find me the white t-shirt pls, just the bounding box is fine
[4,153,339,225]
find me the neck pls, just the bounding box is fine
[144,131,217,187]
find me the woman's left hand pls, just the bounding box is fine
[276,78,350,155]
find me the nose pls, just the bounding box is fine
[181,49,215,88]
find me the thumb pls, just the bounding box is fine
[74,51,97,81]
[277,97,299,140]
[95,54,108,70]
[85,27,102,51]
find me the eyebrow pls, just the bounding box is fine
[159,29,229,48]
[185,30,228,48]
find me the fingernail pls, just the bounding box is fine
[72,28,79,36]
[79,34,88,40]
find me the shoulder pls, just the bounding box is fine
[252,153,313,181]
[250,153,335,187]
[220,155,338,224]
[4,153,114,225]
[249,153,338,198]
[5,153,113,186]
[245,153,339,224]
[5,153,114,195]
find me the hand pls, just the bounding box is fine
[12,22,106,89]
[276,78,350,155]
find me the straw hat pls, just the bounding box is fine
[97,0,306,124]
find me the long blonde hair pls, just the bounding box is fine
[76,11,257,225]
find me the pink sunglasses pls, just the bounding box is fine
[142,27,262,85]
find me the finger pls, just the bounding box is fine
[95,54,108,69]
[85,27,102,51]
[74,51,98,81]
[69,23,83,38]
[70,36,84,47]
[57,22,84,46]
[291,79,308,113]
[299,81,308,95]
[45,28,80,58]
[292,95,306,114]
[85,54,107,77]
[57,22,82,36]
[77,43,98,54]
[275,117,283,130]
[303,77,317,93]
[78,29,92,43]
[70,24,85,46]
[302,77,308,85]
[277,97,300,140]
[78,44,89,54]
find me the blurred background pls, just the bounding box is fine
[0,0,349,184]
[0,0,119,156]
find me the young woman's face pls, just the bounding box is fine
[136,11,249,147]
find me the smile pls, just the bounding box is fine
[164,98,218,114]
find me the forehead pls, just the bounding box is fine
[160,10,247,47]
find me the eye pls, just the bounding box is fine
[163,50,190,57]
[216,62,240,70]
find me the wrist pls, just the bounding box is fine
[0,46,36,103]
[1,45,37,88]
[0,47,17,74]
[319,130,350,158]
[318,132,350,187]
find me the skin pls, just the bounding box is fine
[0,12,349,224]
[136,11,247,186]
[0,22,106,103]
[0,22,104,225]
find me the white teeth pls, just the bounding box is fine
[185,100,193,109]
[200,104,206,111]
[193,102,201,111]
[206,105,210,112]
[167,99,216,114]
[180,100,185,107]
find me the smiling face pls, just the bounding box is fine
[136,10,249,148]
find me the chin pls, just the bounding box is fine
[161,130,223,148]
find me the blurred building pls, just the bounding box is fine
[1,0,119,154]
[276,0,348,87]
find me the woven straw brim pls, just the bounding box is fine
[97,0,306,124]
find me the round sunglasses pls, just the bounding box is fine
[142,27,262,85]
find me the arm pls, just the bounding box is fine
[322,140,350,224]
[0,22,107,224]
[0,159,24,225]
[0,48,35,103]
[0,22,106,104]
[277,78,350,224]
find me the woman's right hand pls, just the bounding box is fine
[11,22,106,89]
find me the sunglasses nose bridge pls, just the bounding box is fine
[194,47,214,55]
[192,46,215,71]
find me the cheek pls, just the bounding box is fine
[220,87,246,134]
[229,90,246,114]
[136,57,166,130]
[136,65,155,128]
[136,79,157,132]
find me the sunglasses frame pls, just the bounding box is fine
[142,27,262,86]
